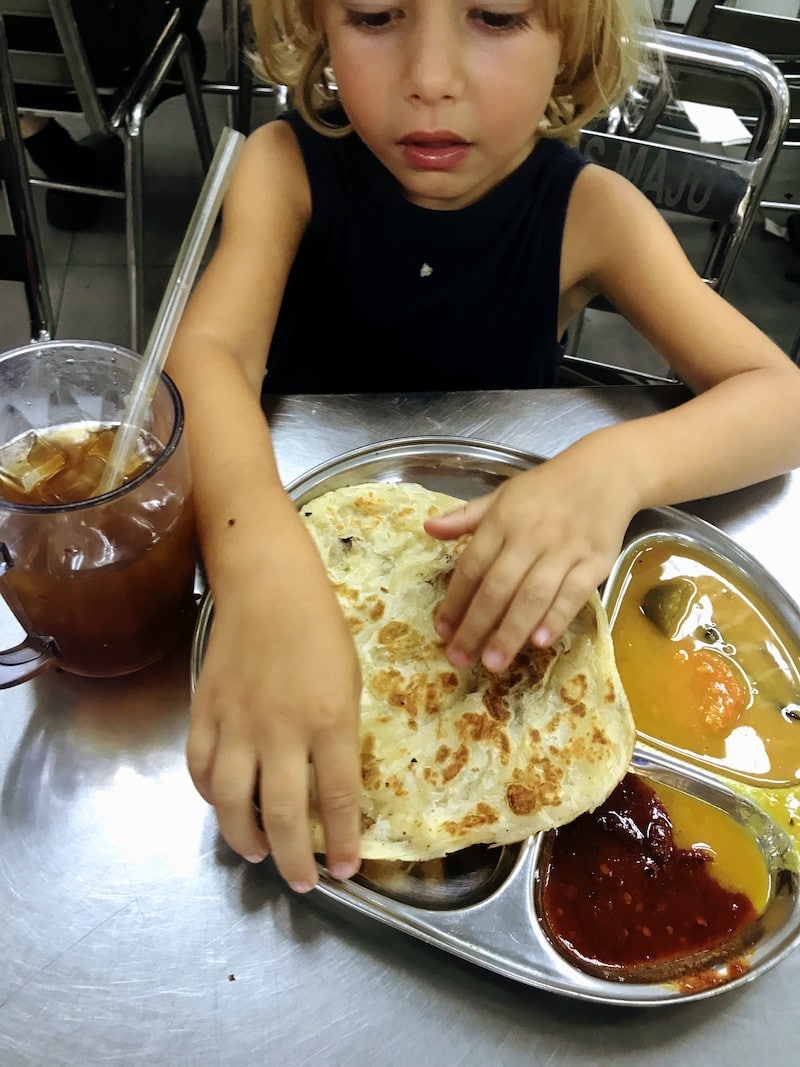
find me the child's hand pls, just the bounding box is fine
[424,445,638,671]
[186,557,362,892]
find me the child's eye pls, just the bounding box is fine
[469,8,530,31]
[344,7,403,30]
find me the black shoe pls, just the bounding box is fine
[44,131,124,231]
[24,119,124,231]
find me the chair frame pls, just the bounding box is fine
[652,1,800,214]
[200,0,286,134]
[1,0,214,349]
[563,27,789,385]
[0,9,53,341]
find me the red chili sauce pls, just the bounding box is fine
[540,774,757,979]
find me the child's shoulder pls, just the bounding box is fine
[224,119,311,228]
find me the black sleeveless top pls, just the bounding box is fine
[264,110,587,395]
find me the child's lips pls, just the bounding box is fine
[399,131,472,171]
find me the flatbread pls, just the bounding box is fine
[301,480,635,860]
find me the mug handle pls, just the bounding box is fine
[0,542,59,689]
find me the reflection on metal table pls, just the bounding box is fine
[2,387,799,1066]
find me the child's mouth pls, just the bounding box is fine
[399,132,472,171]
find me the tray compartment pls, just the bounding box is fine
[603,515,800,788]
[532,748,799,989]
[351,843,523,910]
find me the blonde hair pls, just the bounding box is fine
[250,0,655,143]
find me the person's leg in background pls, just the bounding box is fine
[13,1,209,230]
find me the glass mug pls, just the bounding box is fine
[0,340,197,687]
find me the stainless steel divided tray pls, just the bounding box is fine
[191,437,800,1006]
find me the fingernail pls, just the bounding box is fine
[244,852,267,864]
[448,646,471,668]
[328,860,360,880]
[532,626,551,648]
[482,648,505,672]
[288,880,316,894]
[435,617,453,639]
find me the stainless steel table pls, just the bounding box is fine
[2,388,799,1067]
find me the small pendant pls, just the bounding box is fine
[419,263,433,278]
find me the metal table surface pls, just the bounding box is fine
[2,388,798,1067]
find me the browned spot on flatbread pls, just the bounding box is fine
[346,615,363,635]
[456,711,511,763]
[333,582,360,603]
[435,745,450,763]
[560,672,588,706]
[481,686,511,722]
[442,802,499,837]
[353,494,382,518]
[441,744,469,782]
[368,669,453,729]
[605,680,616,704]
[592,725,610,749]
[505,755,564,816]
[361,734,381,791]
[368,597,386,621]
[385,774,408,797]
[480,644,557,723]
[377,621,429,660]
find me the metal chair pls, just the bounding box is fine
[0,9,53,341]
[563,27,789,386]
[0,0,214,350]
[645,2,800,215]
[200,0,286,134]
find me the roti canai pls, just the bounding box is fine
[301,481,635,860]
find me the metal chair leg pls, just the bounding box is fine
[124,128,146,352]
[177,44,213,169]
[0,13,54,342]
[222,0,241,131]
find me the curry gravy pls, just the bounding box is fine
[609,541,800,786]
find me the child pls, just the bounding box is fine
[167,0,800,896]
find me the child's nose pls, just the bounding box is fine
[403,20,465,104]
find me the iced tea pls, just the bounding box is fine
[0,420,196,678]
[0,422,154,506]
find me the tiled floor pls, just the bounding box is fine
[1,2,799,369]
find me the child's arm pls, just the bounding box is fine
[428,164,800,673]
[168,123,362,891]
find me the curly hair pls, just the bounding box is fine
[249,0,655,143]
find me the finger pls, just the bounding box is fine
[186,713,218,804]
[258,747,319,892]
[531,564,606,650]
[446,542,533,666]
[423,493,493,540]
[210,741,270,864]
[433,526,505,649]
[479,554,579,671]
[311,730,362,881]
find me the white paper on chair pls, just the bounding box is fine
[679,102,752,147]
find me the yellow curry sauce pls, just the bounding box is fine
[609,541,800,787]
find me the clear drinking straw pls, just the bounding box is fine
[97,126,245,495]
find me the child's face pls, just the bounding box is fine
[318,0,562,210]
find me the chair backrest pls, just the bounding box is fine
[673,2,800,134]
[684,1,800,63]
[1,0,109,133]
[583,28,788,295]
[563,28,788,384]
